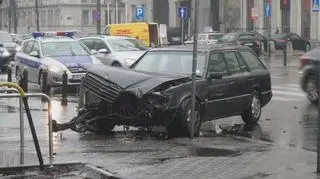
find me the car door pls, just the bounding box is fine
[221,51,248,115]
[238,50,270,102]
[92,38,112,65]
[17,40,38,83]
[27,41,41,83]
[290,34,305,51]
[204,52,231,120]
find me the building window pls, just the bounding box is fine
[82,10,89,25]
[280,0,290,32]
[105,10,111,25]
[247,0,254,31]
[55,9,60,26]
[48,10,53,27]
[131,5,136,22]
[118,10,122,23]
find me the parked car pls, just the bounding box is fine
[0,31,21,71]
[218,32,263,56]
[80,35,148,68]
[185,32,224,45]
[271,32,310,51]
[14,32,102,93]
[52,44,272,138]
[299,48,320,103]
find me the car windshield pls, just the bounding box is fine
[208,34,223,40]
[272,34,288,39]
[107,38,148,51]
[132,51,206,76]
[41,41,91,57]
[220,33,237,42]
[0,32,13,42]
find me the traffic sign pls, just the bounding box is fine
[136,7,144,19]
[312,0,320,12]
[93,10,101,21]
[265,3,271,17]
[251,7,258,20]
[178,6,187,19]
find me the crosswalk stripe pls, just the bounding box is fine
[272,90,305,97]
[272,86,302,91]
[270,84,306,102]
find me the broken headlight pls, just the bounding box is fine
[148,92,172,108]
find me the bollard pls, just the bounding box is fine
[22,67,28,93]
[61,71,68,106]
[7,65,12,93]
[41,69,48,94]
[283,44,287,66]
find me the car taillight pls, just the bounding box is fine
[255,40,260,47]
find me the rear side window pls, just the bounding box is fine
[222,52,241,74]
[240,51,265,70]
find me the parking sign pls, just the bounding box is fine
[136,7,144,20]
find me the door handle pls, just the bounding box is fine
[228,81,235,85]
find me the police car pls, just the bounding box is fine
[14,31,102,92]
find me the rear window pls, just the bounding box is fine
[271,34,288,39]
[238,34,256,40]
[208,34,223,40]
[220,33,237,42]
[198,34,208,41]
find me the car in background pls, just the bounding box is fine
[57,44,272,137]
[218,32,263,55]
[271,32,310,51]
[14,32,102,93]
[185,32,224,45]
[0,31,21,71]
[80,35,149,68]
[299,48,320,104]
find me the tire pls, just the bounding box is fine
[305,77,318,104]
[111,62,122,67]
[241,91,261,124]
[39,71,51,94]
[167,98,201,138]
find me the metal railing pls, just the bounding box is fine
[0,82,53,165]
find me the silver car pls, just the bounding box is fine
[14,33,102,92]
[80,35,149,68]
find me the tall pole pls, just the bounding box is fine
[96,0,101,34]
[13,0,17,34]
[116,0,118,24]
[125,0,128,23]
[35,0,40,31]
[190,0,199,139]
[107,2,110,24]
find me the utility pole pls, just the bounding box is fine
[8,0,12,33]
[12,0,17,34]
[35,0,40,31]
[96,0,101,34]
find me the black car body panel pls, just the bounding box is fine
[75,45,272,130]
[271,32,310,51]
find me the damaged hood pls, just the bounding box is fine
[84,64,190,95]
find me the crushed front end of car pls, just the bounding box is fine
[52,69,191,134]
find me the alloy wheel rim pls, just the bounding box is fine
[307,81,318,101]
[251,95,261,119]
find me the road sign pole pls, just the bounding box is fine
[181,18,184,45]
[190,0,199,139]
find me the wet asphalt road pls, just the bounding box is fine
[0,54,319,179]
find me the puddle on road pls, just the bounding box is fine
[190,147,242,157]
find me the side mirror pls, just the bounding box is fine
[91,49,98,54]
[207,72,223,80]
[98,48,109,54]
[29,51,39,58]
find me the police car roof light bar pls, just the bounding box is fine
[56,31,74,37]
[32,32,44,38]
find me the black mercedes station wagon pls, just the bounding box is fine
[53,45,272,138]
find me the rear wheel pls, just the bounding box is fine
[241,91,261,124]
[305,77,318,104]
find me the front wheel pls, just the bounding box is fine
[305,77,318,104]
[241,91,261,124]
[167,98,201,138]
